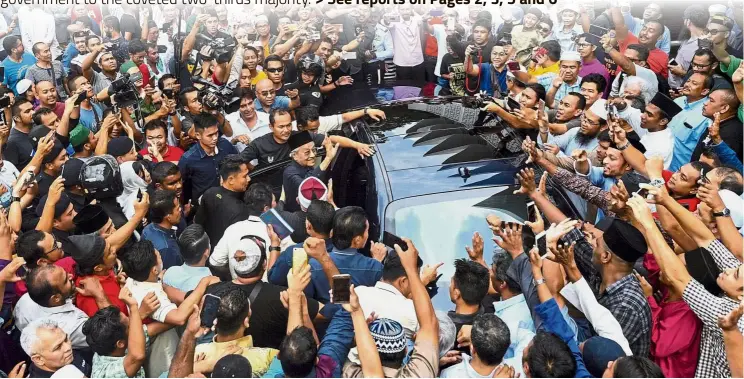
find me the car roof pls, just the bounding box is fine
[361,101,525,200]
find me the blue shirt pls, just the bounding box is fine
[712,142,743,172]
[162,264,211,293]
[141,223,183,269]
[493,294,536,360]
[534,298,592,378]
[178,138,237,203]
[256,96,291,113]
[307,247,383,303]
[61,44,80,75]
[267,240,335,290]
[668,96,710,171]
[1,53,36,95]
[477,63,508,96]
[78,103,104,133]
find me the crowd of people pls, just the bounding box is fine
[0,0,740,378]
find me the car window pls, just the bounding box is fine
[386,187,526,311]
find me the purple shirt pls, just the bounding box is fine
[0,259,15,306]
[579,58,611,98]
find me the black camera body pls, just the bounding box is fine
[469,46,481,59]
[196,34,237,64]
[197,81,240,114]
[109,74,138,109]
[462,95,486,109]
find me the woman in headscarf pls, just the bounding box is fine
[117,161,151,219]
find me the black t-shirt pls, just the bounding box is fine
[203,281,320,349]
[193,186,252,247]
[241,133,325,196]
[120,14,142,41]
[448,307,485,354]
[440,54,466,96]
[4,127,33,170]
[299,84,323,108]
[36,171,56,199]
[283,59,297,84]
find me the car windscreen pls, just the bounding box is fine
[385,187,530,311]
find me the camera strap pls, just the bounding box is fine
[90,102,101,133]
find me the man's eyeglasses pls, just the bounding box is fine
[43,234,62,256]
[259,89,276,97]
[265,67,284,73]
[492,52,508,57]
[581,114,600,126]
[691,62,712,69]
[707,28,728,35]
[576,43,591,49]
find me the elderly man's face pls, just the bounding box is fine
[32,327,73,371]
[293,141,317,167]
[624,82,642,99]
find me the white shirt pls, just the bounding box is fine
[0,160,19,191]
[290,114,344,136]
[18,6,61,58]
[355,281,419,338]
[560,277,633,355]
[124,278,177,323]
[224,111,271,152]
[389,17,424,67]
[440,354,499,378]
[617,106,674,169]
[611,64,658,103]
[14,294,89,349]
[210,216,270,280]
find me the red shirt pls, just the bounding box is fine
[424,17,442,58]
[662,170,700,212]
[139,145,185,163]
[15,256,77,299]
[75,271,128,317]
[619,33,669,78]
[138,63,152,88]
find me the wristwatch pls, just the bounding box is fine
[649,179,665,188]
[616,141,630,151]
[12,196,20,203]
[364,107,369,116]
[269,246,281,252]
[533,277,546,286]
[713,208,731,218]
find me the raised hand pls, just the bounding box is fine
[76,276,104,298]
[513,168,537,195]
[548,242,576,268]
[718,300,744,331]
[0,257,25,283]
[627,194,655,229]
[118,287,138,307]
[370,242,387,263]
[697,181,725,212]
[494,223,523,257]
[420,262,444,285]
[633,270,654,298]
[139,291,161,319]
[340,284,361,313]
[303,237,328,260]
[708,112,722,145]
[545,219,580,249]
[287,262,312,293]
[465,232,484,263]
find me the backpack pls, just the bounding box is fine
[80,154,123,199]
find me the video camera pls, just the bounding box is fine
[109,72,141,109]
[195,33,238,64]
[462,92,491,109]
[192,77,241,114]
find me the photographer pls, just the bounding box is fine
[82,43,121,100]
[465,43,509,96]
[66,76,104,133]
[154,74,183,146]
[101,16,130,65]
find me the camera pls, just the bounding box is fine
[193,77,240,114]
[0,94,11,109]
[104,42,119,52]
[462,93,487,109]
[109,73,139,109]
[195,34,237,64]
[469,46,481,59]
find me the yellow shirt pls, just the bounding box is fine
[251,71,268,87]
[528,61,560,77]
[194,335,278,376]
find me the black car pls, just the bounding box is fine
[251,81,580,310]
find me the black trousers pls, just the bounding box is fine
[396,62,426,81]
[423,55,438,83]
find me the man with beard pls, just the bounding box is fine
[539,99,606,160]
[282,131,338,213]
[673,49,733,92]
[614,92,681,169]
[178,113,238,205]
[690,89,742,163]
[465,43,509,96]
[255,79,300,114]
[509,7,543,67]
[225,90,270,153]
[621,2,672,54]
[539,92,585,139]
[101,16,129,65]
[666,72,714,171]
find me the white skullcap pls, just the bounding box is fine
[560,51,582,63]
[589,98,608,120]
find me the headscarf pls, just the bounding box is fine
[116,161,148,219]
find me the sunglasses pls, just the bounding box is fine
[265,67,284,73]
[259,90,276,97]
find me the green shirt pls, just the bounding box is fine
[91,326,150,378]
[719,56,743,122]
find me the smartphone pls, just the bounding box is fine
[329,23,344,33]
[292,247,308,274]
[137,189,143,202]
[287,24,298,32]
[201,294,222,328]
[635,187,649,198]
[535,231,548,258]
[668,58,678,66]
[162,88,175,99]
[74,91,88,106]
[23,171,36,186]
[507,97,521,111]
[526,201,537,223]
[507,61,520,71]
[535,47,547,57]
[382,231,408,251]
[157,45,167,54]
[589,24,608,38]
[129,71,143,83]
[161,21,172,32]
[331,274,351,304]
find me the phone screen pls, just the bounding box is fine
[668,58,677,66]
[535,231,548,258]
[527,201,537,223]
[332,275,351,304]
[382,231,408,251]
[507,97,521,111]
[507,61,520,71]
[201,294,221,328]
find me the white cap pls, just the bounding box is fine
[589,98,608,120]
[16,79,33,94]
[255,15,269,25]
[560,51,582,63]
[719,190,743,228]
[51,365,86,378]
[559,4,581,14]
[230,236,265,276]
[708,4,728,16]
